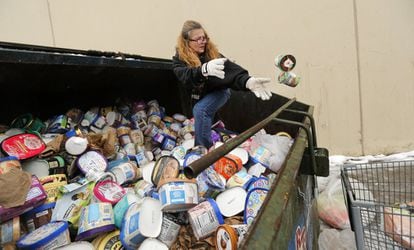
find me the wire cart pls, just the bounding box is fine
[341,161,414,249]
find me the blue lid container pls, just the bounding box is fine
[16,221,70,249]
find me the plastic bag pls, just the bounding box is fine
[248,133,293,173]
[317,178,350,229]
[318,228,356,250]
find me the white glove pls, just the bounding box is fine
[246,77,272,101]
[201,58,227,79]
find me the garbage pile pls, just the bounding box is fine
[0,98,293,250]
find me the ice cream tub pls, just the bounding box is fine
[216,187,247,217]
[244,188,269,226]
[139,238,168,250]
[1,133,46,160]
[134,179,154,199]
[22,202,56,232]
[139,197,163,237]
[246,176,270,191]
[188,199,224,240]
[214,154,243,180]
[157,214,181,247]
[274,54,296,72]
[113,193,140,228]
[40,174,67,203]
[76,202,115,241]
[151,156,180,186]
[55,241,95,249]
[226,171,253,189]
[110,161,140,185]
[158,178,198,212]
[92,180,126,205]
[120,202,146,249]
[0,217,22,246]
[161,135,176,151]
[92,229,123,250]
[249,146,271,168]
[0,175,47,223]
[215,224,248,250]
[196,167,226,200]
[16,221,71,250]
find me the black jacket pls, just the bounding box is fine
[172,52,250,101]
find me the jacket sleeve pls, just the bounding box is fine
[205,60,250,91]
[172,54,205,89]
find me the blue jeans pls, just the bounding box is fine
[193,88,231,148]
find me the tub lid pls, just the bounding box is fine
[215,187,247,217]
[21,158,50,178]
[65,136,88,156]
[139,197,163,237]
[17,221,68,249]
[94,180,126,204]
[140,161,155,184]
[139,238,168,250]
[244,188,269,226]
[181,138,194,151]
[183,152,202,168]
[76,150,108,174]
[1,133,46,160]
[23,202,56,218]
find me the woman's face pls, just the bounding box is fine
[188,28,208,55]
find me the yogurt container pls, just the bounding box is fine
[158,178,198,212]
[76,202,115,241]
[188,199,224,240]
[16,221,71,250]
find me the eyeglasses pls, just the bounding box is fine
[189,36,209,43]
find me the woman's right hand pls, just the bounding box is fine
[201,58,228,79]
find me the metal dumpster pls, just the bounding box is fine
[0,41,325,249]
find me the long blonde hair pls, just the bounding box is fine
[176,20,220,67]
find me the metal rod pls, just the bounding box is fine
[184,98,297,179]
[283,108,318,147]
[273,117,317,174]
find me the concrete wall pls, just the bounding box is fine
[1,0,413,156]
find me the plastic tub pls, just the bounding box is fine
[158,178,198,212]
[22,202,56,232]
[16,221,71,250]
[76,202,115,241]
[92,180,126,205]
[188,198,225,240]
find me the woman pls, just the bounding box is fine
[173,20,272,148]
